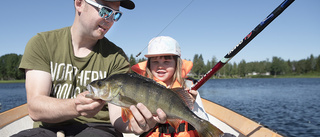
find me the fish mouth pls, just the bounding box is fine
[86,84,101,99]
[87,84,98,95]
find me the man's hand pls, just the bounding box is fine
[74,91,106,118]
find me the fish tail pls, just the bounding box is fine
[197,119,223,137]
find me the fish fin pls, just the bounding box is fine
[172,88,194,110]
[121,108,134,130]
[121,108,133,123]
[118,94,138,105]
[167,119,183,130]
[196,119,224,137]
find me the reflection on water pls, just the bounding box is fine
[199,78,320,137]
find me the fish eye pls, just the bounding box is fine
[97,81,103,87]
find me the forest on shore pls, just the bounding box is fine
[1,53,320,80]
[128,54,320,79]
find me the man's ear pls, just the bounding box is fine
[75,0,85,13]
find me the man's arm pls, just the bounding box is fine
[25,69,105,123]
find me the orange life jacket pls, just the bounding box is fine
[144,121,199,137]
[131,60,199,137]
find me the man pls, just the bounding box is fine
[15,0,166,136]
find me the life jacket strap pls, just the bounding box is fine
[157,122,195,134]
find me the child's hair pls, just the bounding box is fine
[145,55,185,88]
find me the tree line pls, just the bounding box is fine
[129,54,320,78]
[1,53,320,80]
[0,54,24,80]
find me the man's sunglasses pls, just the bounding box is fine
[85,0,123,22]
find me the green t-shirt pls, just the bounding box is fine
[19,26,130,128]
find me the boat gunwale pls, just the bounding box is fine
[201,98,283,137]
[0,104,29,128]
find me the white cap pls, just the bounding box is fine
[145,36,181,58]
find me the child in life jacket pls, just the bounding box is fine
[131,36,209,137]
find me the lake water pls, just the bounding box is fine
[0,83,26,113]
[198,78,320,137]
[1,78,320,137]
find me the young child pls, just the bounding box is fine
[131,36,208,137]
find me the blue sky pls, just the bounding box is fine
[0,0,319,64]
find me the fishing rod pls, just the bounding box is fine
[136,0,195,57]
[191,0,295,90]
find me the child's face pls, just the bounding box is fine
[150,56,176,85]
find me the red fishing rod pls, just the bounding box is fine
[191,0,295,90]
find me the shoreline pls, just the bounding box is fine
[1,74,320,84]
[0,80,25,83]
[191,74,320,80]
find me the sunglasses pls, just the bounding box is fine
[84,0,123,22]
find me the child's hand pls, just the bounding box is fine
[129,103,167,135]
[186,88,198,104]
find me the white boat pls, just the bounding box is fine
[0,99,283,137]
